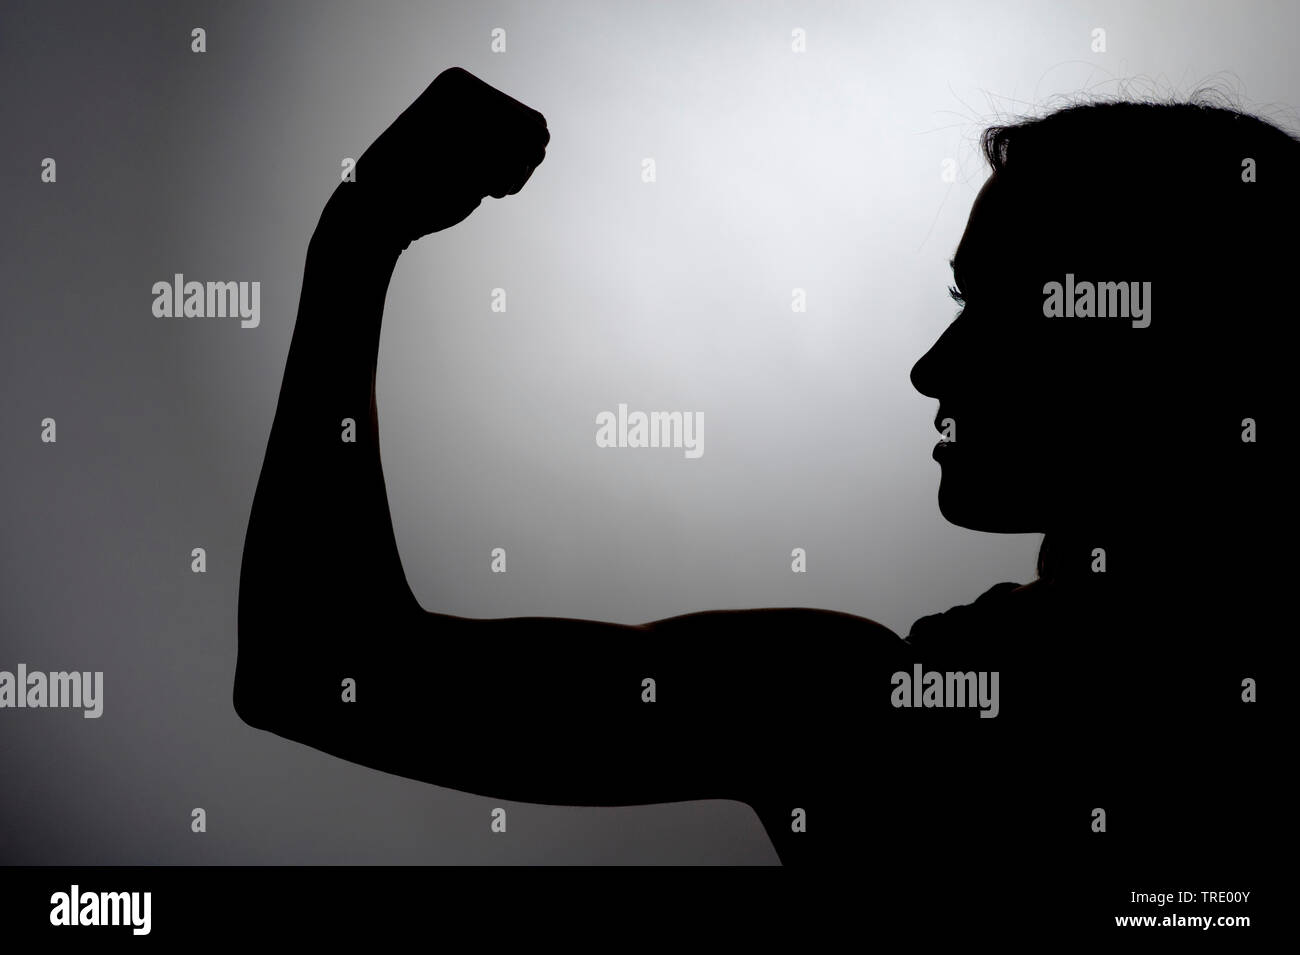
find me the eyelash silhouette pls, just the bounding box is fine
[948,285,965,305]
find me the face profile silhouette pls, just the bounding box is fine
[909,101,1293,590]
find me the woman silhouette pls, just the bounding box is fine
[236,70,1287,871]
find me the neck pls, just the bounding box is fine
[1038,519,1246,592]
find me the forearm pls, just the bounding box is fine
[239,188,418,654]
[277,188,403,416]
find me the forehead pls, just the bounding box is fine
[952,175,1011,280]
[951,173,1095,287]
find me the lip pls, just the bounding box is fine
[933,405,955,453]
[932,439,954,461]
[933,405,953,436]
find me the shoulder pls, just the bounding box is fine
[905,580,1027,649]
[645,606,900,642]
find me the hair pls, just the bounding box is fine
[981,98,1300,174]
[971,97,1300,583]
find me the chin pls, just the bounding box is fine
[936,479,1038,534]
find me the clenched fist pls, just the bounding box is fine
[347,67,550,244]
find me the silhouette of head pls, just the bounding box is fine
[910,99,1296,579]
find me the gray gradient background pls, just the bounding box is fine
[2,0,1296,864]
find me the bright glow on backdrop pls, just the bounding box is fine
[2,0,1296,863]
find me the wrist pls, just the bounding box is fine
[313,186,410,258]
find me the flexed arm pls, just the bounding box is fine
[235,69,902,862]
[239,68,547,625]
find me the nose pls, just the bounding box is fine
[910,323,955,399]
